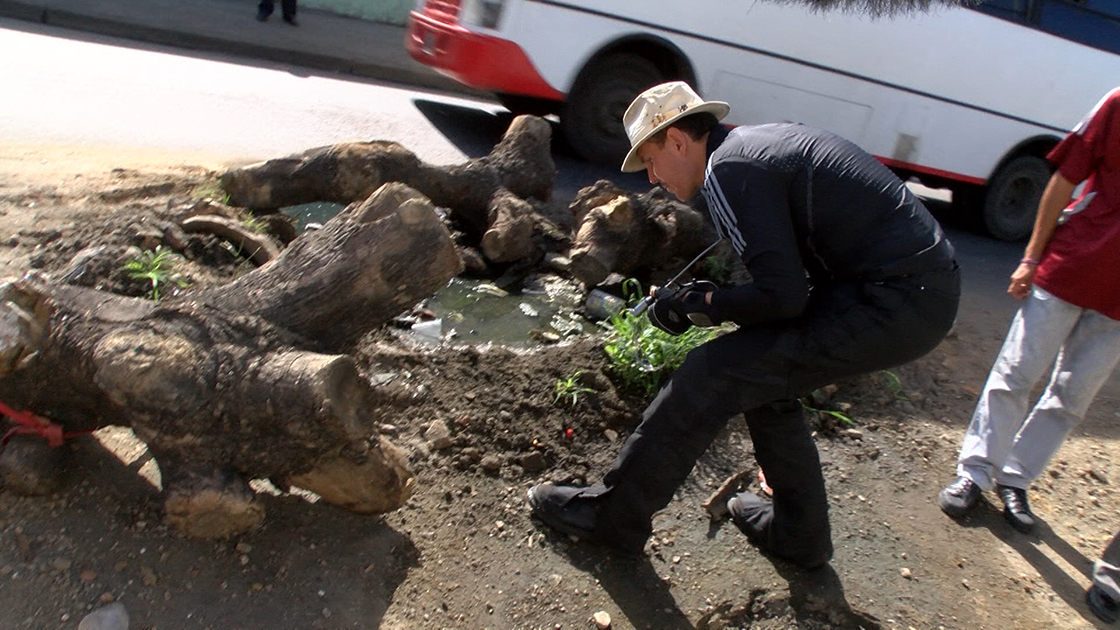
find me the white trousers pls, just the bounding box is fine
[957,287,1120,490]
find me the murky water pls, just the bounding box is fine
[426,275,591,347]
[282,201,346,231]
[280,203,599,347]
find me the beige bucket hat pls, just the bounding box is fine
[620,81,730,173]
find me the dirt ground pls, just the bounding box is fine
[1,144,1119,630]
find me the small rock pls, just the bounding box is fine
[80,569,98,582]
[809,388,832,406]
[603,429,619,442]
[592,610,612,629]
[480,455,502,473]
[424,420,453,450]
[900,567,912,579]
[543,253,571,272]
[520,452,546,473]
[78,602,129,630]
[140,566,157,587]
[842,428,863,440]
[235,542,253,554]
[52,557,72,571]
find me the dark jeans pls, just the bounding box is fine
[585,264,961,559]
[258,0,297,19]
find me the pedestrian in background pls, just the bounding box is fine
[938,87,1120,534]
[257,0,298,26]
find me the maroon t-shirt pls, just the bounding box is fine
[1035,87,1120,320]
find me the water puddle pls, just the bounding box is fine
[282,201,346,231]
[422,275,592,347]
[279,203,602,348]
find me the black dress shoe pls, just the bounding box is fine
[1087,585,1120,623]
[527,483,597,538]
[996,484,1036,533]
[938,476,981,517]
[527,483,645,555]
[727,492,833,569]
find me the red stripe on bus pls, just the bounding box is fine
[875,156,985,186]
[407,12,565,101]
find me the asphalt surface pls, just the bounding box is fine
[0,0,472,94]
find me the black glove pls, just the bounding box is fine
[649,285,692,335]
[680,280,720,327]
[648,281,721,335]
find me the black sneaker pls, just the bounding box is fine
[1087,585,1120,623]
[996,484,1036,533]
[938,476,981,517]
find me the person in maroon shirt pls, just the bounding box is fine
[939,87,1120,535]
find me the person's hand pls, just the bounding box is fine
[649,285,692,335]
[680,280,719,326]
[1008,261,1037,300]
[648,281,720,334]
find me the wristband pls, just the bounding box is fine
[1020,258,1040,266]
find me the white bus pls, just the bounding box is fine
[407,0,1120,240]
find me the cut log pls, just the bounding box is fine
[481,188,537,264]
[180,215,282,266]
[567,181,715,286]
[205,182,465,351]
[286,435,414,514]
[0,183,461,536]
[218,115,556,246]
[163,467,266,539]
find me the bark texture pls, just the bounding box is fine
[567,181,722,286]
[219,115,555,243]
[0,183,460,537]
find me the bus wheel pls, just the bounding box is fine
[561,53,663,165]
[983,155,1050,241]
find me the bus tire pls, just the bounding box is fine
[983,155,1051,241]
[561,53,663,165]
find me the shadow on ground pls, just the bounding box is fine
[16,435,421,629]
[953,497,1104,627]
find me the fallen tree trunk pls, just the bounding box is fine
[219,115,556,244]
[0,183,460,537]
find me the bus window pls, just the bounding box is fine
[973,0,1035,22]
[1039,0,1120,54]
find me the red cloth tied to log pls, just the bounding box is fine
[0,401,90,448]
